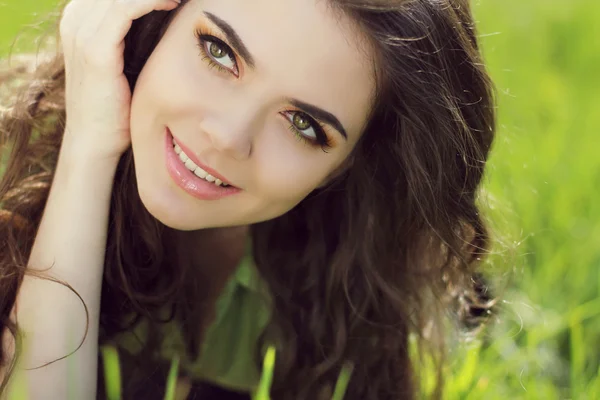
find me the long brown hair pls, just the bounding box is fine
[0,0,497,398]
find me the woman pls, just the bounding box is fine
[0,0,496,398]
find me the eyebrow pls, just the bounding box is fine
[287,99,348,140]
[203,11,348,141]
[204,12,255,69]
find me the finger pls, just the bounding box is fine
[101,0,181,46]
[72,0,179,70]
[66,1,114,68]
[75,0,114,40]
[60,0,107,53]
[73,0,114,44]
[60,0,103,35]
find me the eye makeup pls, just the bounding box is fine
[194,28,239,77]
[193,26,334,152]
[282,111,333,152]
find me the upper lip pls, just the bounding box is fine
[169,129,236,187]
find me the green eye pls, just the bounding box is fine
[292,113,313,132]
[195,30,239,76]
[283,111,332,152]
[209,42,227,59]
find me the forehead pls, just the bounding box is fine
[188,0,375,140]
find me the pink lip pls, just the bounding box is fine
[169,129,235,186]
[165,127,241,201]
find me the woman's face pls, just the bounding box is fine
[130,0,375,230]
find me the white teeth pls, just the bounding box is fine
[184,159,197,170]
[173,141,231,188]
[194,167,207,179]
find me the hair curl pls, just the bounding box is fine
[0,1,497,398]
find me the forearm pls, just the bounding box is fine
[7,135,120,399]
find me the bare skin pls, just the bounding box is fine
[2,0,376,398]
[3,0,183,398]
[130,0,375,230]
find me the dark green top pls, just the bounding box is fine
[116,250,272,392]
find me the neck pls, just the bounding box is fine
[176,225,250,275]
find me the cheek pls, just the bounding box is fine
[253,141,331,204]
[133,44,210,117]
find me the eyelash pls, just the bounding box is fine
[194,28,238,76]
[284,113,332,152]
[194,28,333,152]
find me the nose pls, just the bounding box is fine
[200,106,262,161]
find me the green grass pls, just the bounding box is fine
[0,0,59,56]
[101,346,123,400]
[100,345,350,400]
[2,0,600,398]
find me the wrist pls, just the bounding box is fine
[56,136,121,189]
[61,127,128,167]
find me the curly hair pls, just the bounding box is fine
[0,0,497,398]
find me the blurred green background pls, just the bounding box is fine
[2,0,600,399]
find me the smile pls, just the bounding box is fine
[172,138,230,187]
[164,127,241,201]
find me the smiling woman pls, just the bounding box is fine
[130,0,373,230]
[0,0,496,399]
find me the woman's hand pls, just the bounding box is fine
[59,0,181,162]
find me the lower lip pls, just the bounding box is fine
[164,127,241,200]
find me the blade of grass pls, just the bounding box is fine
[586,365,600,400]
[449,341,481,396]
[569,318,585,397]
[331,362,354,400]
[100,345,122,400]
[253,345,276,400]
[163,354,180,400]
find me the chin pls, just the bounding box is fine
[136,184,250,231]
[134,179,198,231]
